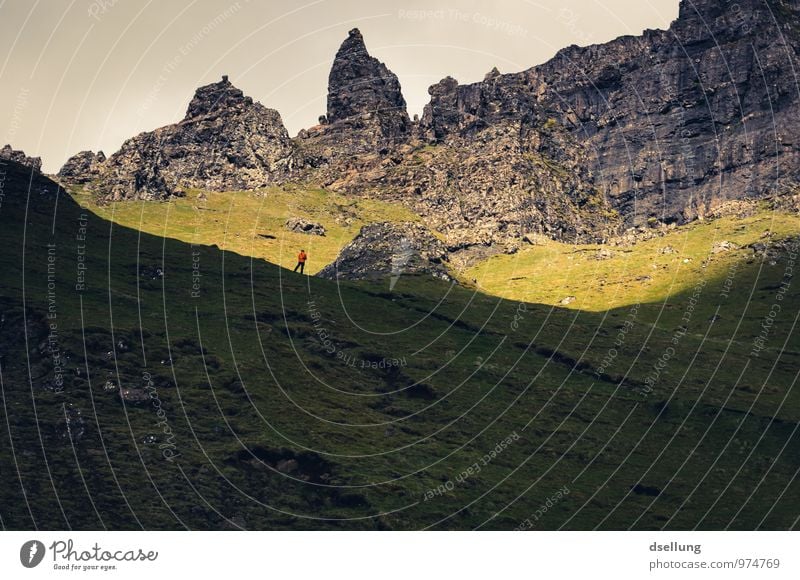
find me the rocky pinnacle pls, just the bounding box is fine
[326,28,411,139]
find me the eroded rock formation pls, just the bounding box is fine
[1,145,42,173]
[90,76,302,200]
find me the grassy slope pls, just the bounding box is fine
[72,186,420,275]
[468,210,800,311]
[0,164,798,530]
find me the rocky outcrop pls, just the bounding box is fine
[317,222,451,282]
[303,0,800,246]
[58,150,106,185]
[299,31,618,248]
[0,145,42,173]
[95,76,301,200]
[311,114,618,249]
[748,235,800,262]
[297,28,412,164]
[63,1,800,249]
[417,0,800,228]
[326,28,410,140]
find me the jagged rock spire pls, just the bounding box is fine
[326,28,410,138]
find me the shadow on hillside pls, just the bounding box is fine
[1,161,798,531]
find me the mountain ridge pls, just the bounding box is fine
[56,0,800,250]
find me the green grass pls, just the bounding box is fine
[1,162,798,530]
[468,211,800,310]
[73,185,421,274]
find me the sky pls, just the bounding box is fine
[0,0,679,172]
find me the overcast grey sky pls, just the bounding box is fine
[0,0,679,172]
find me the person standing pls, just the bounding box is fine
[294,249,307,274]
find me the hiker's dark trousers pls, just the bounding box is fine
[294,262,305,274]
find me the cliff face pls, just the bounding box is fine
[64,1,800,246]
[90,77,301,200]
[300,33,619,249]
[302,0,800,249]
[419,0,800,227]
[306,114,617,251]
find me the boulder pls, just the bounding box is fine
[56,404,85,442]
[712,240,739,254]
[317,221,451,283]
[119,388,150,404]
[285,217,326,236]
